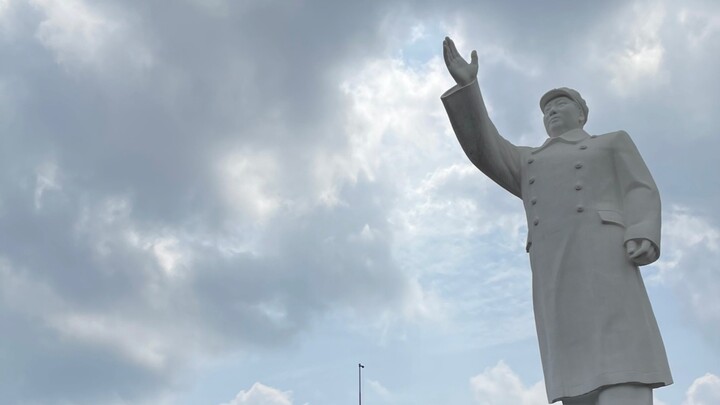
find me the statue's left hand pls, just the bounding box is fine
[625,239,658,266]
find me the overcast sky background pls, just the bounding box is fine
[0,0,719,404]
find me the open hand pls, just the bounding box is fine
[443,37,478,87]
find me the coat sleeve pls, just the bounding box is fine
[441,80,523,198]
[613,131,662,262]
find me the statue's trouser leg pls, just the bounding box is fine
[597,383,652,405]
[562,390,598,405]
[562,383,652,405]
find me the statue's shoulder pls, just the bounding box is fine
[591,130,633,146]
[593,130,629,138]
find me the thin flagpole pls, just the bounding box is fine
[358,363,364,405]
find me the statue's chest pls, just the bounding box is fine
[520,139,617,216]
[524,140,614,187]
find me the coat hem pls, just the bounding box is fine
[548,370,673,403]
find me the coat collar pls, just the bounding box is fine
[531,128,591,154]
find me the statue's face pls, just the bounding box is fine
[542,96,585,137]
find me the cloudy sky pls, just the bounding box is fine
[1,0,719,404]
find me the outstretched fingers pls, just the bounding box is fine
[443,36,479,86]
[446,36,460,59]
[443,41,452,66]
[444,38,458,64]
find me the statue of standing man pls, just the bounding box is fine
[441,37,672,405]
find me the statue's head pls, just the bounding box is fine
[540,87,588,138]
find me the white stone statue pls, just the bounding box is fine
[441,37,672,405]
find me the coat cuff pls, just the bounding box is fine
[441,79,478,100]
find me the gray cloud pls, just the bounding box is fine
[0,0,418,403]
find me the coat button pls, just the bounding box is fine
[575,184,583,190]
[530,197,537,205]
[575,162,583,169]
[533,218,539,226]
[579,145,588,150]
[528,158,535,164]
[529,177,535,185]
[576,206,584,212]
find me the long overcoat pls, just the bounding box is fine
[442,81,672,402]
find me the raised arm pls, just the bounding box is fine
[441,37,523,198]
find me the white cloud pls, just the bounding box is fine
[367,379,393,402]
[590,1,668,95]
[74,195,190,278]
[0,256,64,316]
[217,149,282,224]
[470,364,720,405]
[221,383,293,405]
[1,248,185,372]
[470,366,720,405]
[339,39,535,347]
[331,47,454,331]
[409,23,426,43]
[49,312,170,370]
[401,162,524,241]
[650,206,720,341]
[338,54,449,184]
[654,205,720,278]
[30,0,153,72]
[476,44,542,78]
[470,360,546,405]
[316,52,449,209]
[339,45,525,255]
[0,0,25,39]
[683,373,720,405]
[150,236,185,277]
[440,19,541,79]
[34,159,61,209]
[677,7,720,47]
